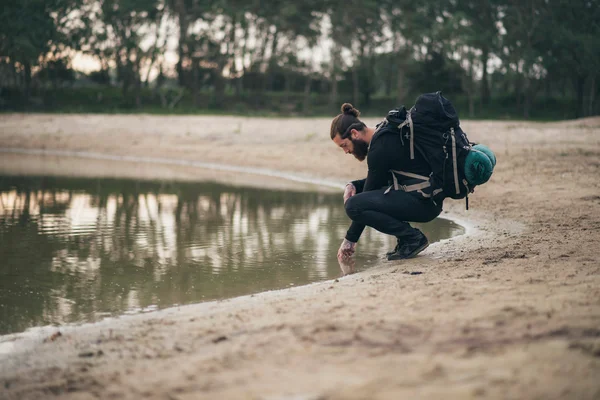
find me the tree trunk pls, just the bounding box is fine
[214,63,226,108]
[214,75,225,108]
[134,59,142,108]
[575,74,585,119]
[116,55,129,98]
[395,36,407,105]
[192,58,200,107]
[229,15,241,96]
[522,76,531,119]
[252,26,271,92]
[238,20,249,94]
[255,26,270,71]
[396,67,405,105]
[144,12,164,87]
[265,28,279,92]
[234,77,242,97]
[284,70,292,104]
[303,74,312,113]
[384,55,392,97]
[514,70,523,111]
[362,53,374,107]
[352,64,359,106]
[23,61,32,104]
[589,74,596,117]
[363,86,371,107]
[329,74,338,112]
[468,92,475,118]
[328,44,340,111]
[523,78,541,119]
[176,0,188,87]
[481,47,490,105]
[6,61,17,88]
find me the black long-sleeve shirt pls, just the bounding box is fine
[345,126,432,242]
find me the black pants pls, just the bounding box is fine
[344,188,442,243]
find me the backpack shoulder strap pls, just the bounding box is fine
[386,107,415,160]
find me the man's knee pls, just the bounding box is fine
[345,195,361,220]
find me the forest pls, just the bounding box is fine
[1,0,599,119]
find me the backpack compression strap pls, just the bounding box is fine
[383,170,431,196]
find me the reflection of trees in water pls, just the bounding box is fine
[1,176,463,334]
[0,176,351,334]
[0,179,73,334]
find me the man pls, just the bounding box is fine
[330,103,442,261]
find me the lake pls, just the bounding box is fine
[0,175,464,335]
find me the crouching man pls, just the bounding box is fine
[330,103,442,261]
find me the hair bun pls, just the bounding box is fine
[341,103,360,117]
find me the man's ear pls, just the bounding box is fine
[350,128,360,139]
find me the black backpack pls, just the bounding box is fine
[384,91,474,206]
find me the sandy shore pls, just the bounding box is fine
[0,113,599,400]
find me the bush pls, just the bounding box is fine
[0,85,582,120]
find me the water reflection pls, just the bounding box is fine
[338,256,356,276]
[0,175,464,335]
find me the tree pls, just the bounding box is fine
[328,0,383,107]
[543,0,600,117]
[35,59,76,88]
[452,0,501,105]
[79,0,167,107]
[499,0,552,118]
[0,0,80,100]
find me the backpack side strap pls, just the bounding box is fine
[384,170,431,195]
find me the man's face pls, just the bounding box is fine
[333,135,354,155]
[333,133,368,162]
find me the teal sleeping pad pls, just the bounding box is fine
[464,144,496,185]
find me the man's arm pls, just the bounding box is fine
[344,141,391,243]
[344,164,386,243]
[345,221,366,243]
[348,135,393,195]
[350,178,366,193]
[360,149,390,193]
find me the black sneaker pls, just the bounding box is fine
[385,240,401,257]
[386,235,429,261]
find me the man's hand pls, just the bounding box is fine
[338,255,356,276]
[337,238,357,260]
[343,183,356,204]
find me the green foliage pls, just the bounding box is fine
[0,0,57,63]
[1,0,599,118]
[0,85,583,121]
[87,69,111,85]
[405,52,464,95]
[35,59,76,86]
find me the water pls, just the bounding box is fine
[0,175,464,335]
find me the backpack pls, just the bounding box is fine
[384,91,494,209]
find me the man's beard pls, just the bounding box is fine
[352,138,369,161]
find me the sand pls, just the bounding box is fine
[0,113,599,400]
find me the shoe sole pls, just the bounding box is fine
[408,241,429,258]
[386,241,429,261]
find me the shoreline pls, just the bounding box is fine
[0,113,599,400]
[0,209,481,353]
[0,148,476,342]
[0,150,479,342]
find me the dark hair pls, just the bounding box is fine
[330,103,366,140]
